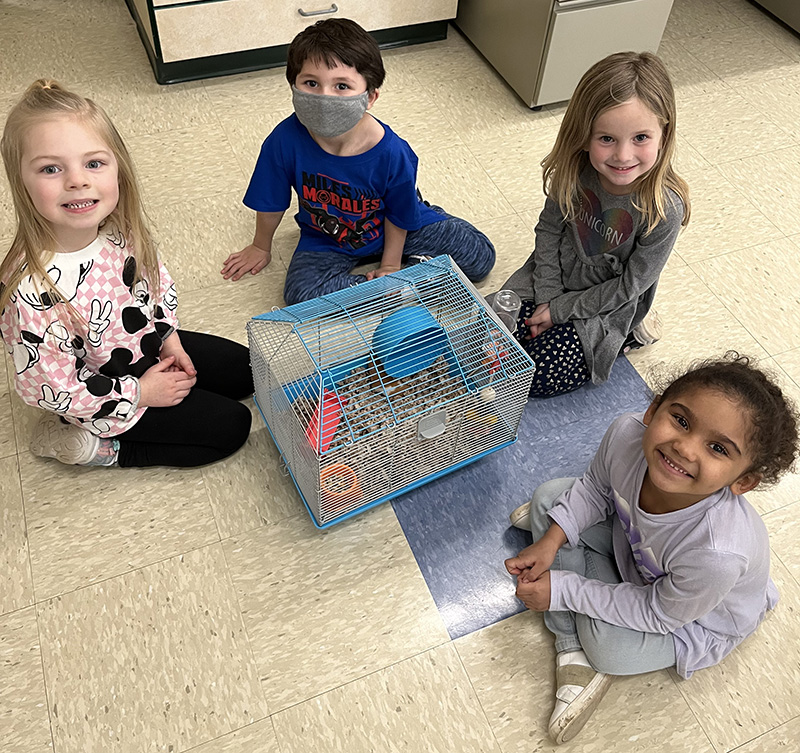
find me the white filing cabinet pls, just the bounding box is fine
[456,0,674,108]
[125,0,457,84]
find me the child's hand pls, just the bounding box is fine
[139,356,197,407]
[163,349,195,376]
[505,538,559,580]
[526,303,553,338]
[160,333,196,377]
[365,264,402,281]
[515,570,552,612]
[221,244,271,281]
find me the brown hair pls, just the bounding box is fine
[0,79,158,325]
[654,352,799,486]
[543,51,690,234]
[286,18,385,92]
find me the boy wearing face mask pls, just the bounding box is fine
[221,18,496,304]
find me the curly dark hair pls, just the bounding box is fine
[653,352,799,486]
[286,18,385,92]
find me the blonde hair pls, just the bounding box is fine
[0,79,158,324]
[543,52,690,234]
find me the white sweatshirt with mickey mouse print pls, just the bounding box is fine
[0,232,179,437]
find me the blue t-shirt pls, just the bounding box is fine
[243,114,445,258]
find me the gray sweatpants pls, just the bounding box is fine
[529,477,676,675]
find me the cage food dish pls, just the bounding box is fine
[247,256,535,527]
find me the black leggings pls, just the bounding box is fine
[515,301,591,398]
[115,330,253,467]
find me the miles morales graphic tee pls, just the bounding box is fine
[244,114,444,257]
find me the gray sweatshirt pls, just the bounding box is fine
[500,169,684,382]
[547,413,778,679]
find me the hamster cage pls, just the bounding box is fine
[247,256,535,527]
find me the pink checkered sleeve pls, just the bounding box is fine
[1,300,142,436]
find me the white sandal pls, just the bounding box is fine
[509,500,532,531]
[548,650,613,744]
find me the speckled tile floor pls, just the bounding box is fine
[2,1,800,751]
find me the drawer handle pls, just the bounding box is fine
[298,3,338,17]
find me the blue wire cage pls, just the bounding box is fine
[247,257,535,527]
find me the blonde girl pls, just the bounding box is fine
[0,80,252,467]
[498,51,691,398]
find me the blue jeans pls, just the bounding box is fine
[529,478,676,675]
[283,206,496,305]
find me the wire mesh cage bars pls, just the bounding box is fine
[247,256,535,528]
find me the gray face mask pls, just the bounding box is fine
[292,86,370,138]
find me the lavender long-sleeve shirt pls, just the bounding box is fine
[547,413,778,679]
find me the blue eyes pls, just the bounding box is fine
[39,160,104,174]
[598,134,649,144]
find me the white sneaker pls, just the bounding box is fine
[548,650,613,745]
[632,308,663,347]
[509,501,532,531]
[405,254,434,267]
[30,413,99,465]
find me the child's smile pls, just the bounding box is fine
[21,115,119,252]
[586,97,663,196]
[656,449,693,477]
[640,387,760,512]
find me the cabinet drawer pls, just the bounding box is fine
[537,0,673,106]
[155,0,457,63]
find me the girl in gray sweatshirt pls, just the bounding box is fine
[498,52,691,398]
